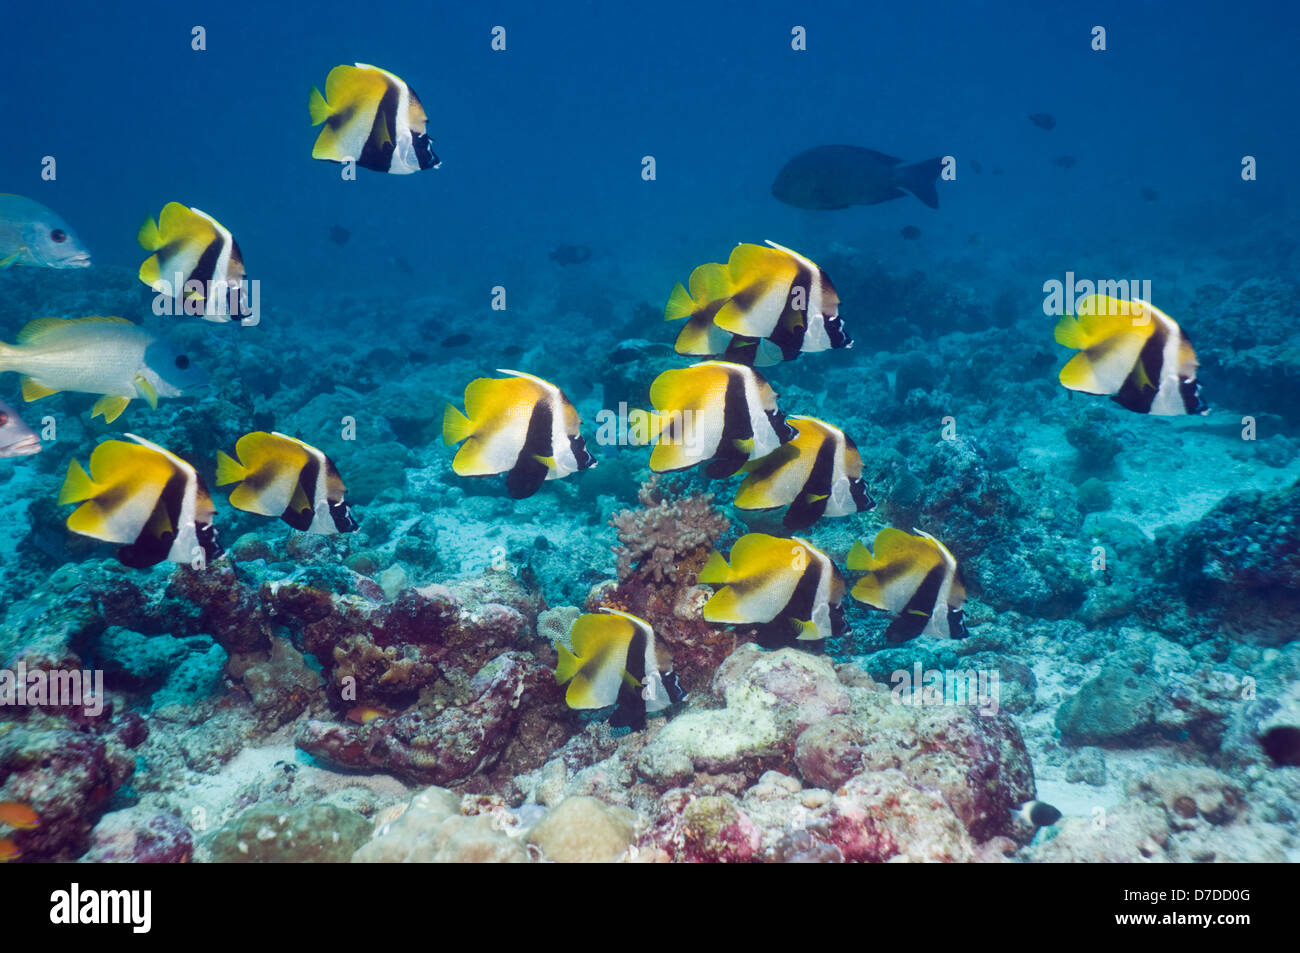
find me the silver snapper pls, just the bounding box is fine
[0,316,208,423]
[0,194,91,268]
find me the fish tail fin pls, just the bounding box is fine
[308,86,331,126]
[664,283,696,322]
[137,216,163,251]
[900,157,943,209]
[215,450,246,487]
[554,643,582,684]
[442,404,474,445]
[695,551,731,584]
[0,341,13,371]
[58,459,99,505]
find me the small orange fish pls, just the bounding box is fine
[0,802,39,830]
[0,837,20,862]
[346,705,393,725]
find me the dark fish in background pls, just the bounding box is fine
[1052,156,1077,169]
[1140,187,1158,203]
[772,145,943,210]
[1028,112,1056,130]
[548,244,592,265]
[392,256,414,274]
[441,333,471,348]
[969,159,983,174]
[900,225,921,240]
[0,399,40,457]
[329,225,350,245]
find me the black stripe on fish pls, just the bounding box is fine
[359,82,402,172]
[783,435,837,529]
[886,564,945,643]
[506,399,554,499]
[755,555,823,649]
[282,454,320,530]
[1114,322,1168,414]
[771,261,812,360]
[610,627,648,730]
[188,235,224,288]
[118,469,187,569]
[706,371,754,478]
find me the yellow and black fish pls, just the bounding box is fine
[847,528,966,642]
[309,63,440,174]
[698,533,846,648]
[138,203,249,322]
[735,416,874,529]
[1055,295,1206,416]
[642,361,795,478]
[443,370,595,498]
[216,431,357,534]
[554,608,687,730]
[665,241,850,366]
[58,434,222,569]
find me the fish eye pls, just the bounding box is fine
[50,229,67,243]
[0,413,7,425]
[175,354,190,370]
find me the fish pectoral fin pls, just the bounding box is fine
[533,454,556,470]
[134,375,159,409]
[92,395,131,423]
[620,669,642,690]
[20,377,59,401]
[0,249,23,268]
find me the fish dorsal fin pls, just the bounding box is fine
[17,317,68,344]
[18,315,131,345]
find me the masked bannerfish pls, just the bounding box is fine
[443,369,595,498]
[698,533,846,647]
[847,528,967,642]
[309,63,441,174]
[641,361,794,478]
[665,242,850,366]
[0,399,41,458]
[59,434,222,569]
[217,431,358,534]
[1055,295,1207,416]
[138,203,249,322]
[0,316,207,423]
[0,194,91,269]
[554,608,687,730]
[735,416,875,529]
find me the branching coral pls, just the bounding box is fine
[610,476,731,584]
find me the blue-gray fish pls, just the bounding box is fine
[0,316,207,423]
[0,399,40,458]
[0,194,91,269]
[772,145,943,210]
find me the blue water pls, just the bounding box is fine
[5,0,1295,297]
